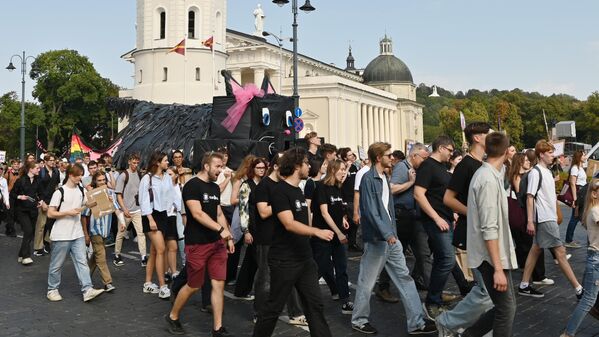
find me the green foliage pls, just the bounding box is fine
[29,49,119,152]
[0,92,44,159]
[417,85,599,149]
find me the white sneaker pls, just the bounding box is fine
[159,285,171,299]
[554,254,572,265]
[47,289,63,302]
[318,277,326,285]
[83,288,105,302]
[21,257,33,265]
[288,315,309,326]
[17,257,23,263]
[143,282,159,294]
[533,278,555,286]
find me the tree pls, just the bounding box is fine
[29,49,119,151]
[0,92,44,159]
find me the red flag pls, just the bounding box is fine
[168,38,186,55]
[202,36,214,50]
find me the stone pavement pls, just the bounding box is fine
[0,206,597,337]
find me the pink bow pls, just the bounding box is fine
[221,84,265,133]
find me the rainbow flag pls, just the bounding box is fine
[69,134,92,162]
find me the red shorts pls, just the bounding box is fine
[185,241,228,288]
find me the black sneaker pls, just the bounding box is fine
[409,318,437,335]
[33,249,47,257]
[113,255,124,267]
[141,255,148,267]
[341,301,354,314]
[212,326,231,337]
[518,285,544,298]
[104,237,115,247]
[165,314,185,335]
[352,322,378,334]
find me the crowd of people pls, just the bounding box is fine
[0,127,598,337]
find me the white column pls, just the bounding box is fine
[367,105,374,145]
[252,67,265,86]
[361,104,368,149]
[390,110,397,148]
[230,69,242,84]
[385,109,391,145]
[378,107,384,143]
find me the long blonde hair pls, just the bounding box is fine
[322,159,346,188]
[583,178,599,225]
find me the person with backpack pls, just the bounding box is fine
[83,171,117,292]
[518,140,583,299]
[46,164,105,302]
[114,153,147,267]
[139,151,174,300]
[564,150,588,248]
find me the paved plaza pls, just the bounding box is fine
[0,208,597,337]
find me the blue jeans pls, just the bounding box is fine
[437,269,494,333]
[566,250,599,335]
[47,237,93,293]
[565,207,579,243]
[423,219,456,305]
[352,240,426,332]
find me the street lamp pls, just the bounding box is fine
[272,0,316,114]
[6,51,36,162]
[262,30,292,92]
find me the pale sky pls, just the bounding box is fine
[1,0,597,102]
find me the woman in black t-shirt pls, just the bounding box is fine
[234,157,268,298]
[310,159,354,314]
[303,157,326,211]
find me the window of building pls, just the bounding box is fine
[160,11,166,39]
[195,67,200,81]
[188,11,196,39]
[138,69,143,83]
[163,67,168,82]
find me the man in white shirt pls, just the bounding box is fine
[518,140,583,299]
[46,163,105,302]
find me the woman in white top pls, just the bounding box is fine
[565,150,588,247]
[138,152,172,299]
[164,167,182,281]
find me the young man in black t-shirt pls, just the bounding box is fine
[414,135,456,319]
[252,147,334,337]
[166,152,235,337]
[253,154,305,325]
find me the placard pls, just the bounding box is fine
[0,151,6,163]
[552,139,565,157]
[87,186,116,218]
[357,146,367,161]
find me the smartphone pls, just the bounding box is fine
[26,196,36,202]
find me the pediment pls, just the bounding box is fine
[301,109,319,119]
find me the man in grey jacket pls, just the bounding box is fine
[351,142,436,336]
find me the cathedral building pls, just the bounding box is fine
[119,0,424,151]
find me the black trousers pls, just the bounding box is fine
[476,262,517,336]
[226,240,244,282]
[253,258,332,337]
[4,196,17,234]
[344,201,359,247]
[510,228,546,282]
[311,237,350,300]
[17,209,38,258]
[234,243,258,297]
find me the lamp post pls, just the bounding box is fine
[272,0,315,112]
[6,51,36,162]
[262,29,292,92]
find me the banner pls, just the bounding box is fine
[0,150,6,163]
[69,134,122,162]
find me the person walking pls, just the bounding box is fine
[564,150,588,248]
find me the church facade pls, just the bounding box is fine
[119,0,424,151]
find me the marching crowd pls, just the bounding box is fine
[1,126,598,337]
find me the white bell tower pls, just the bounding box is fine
[125,0,228,104]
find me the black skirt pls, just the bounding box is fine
[142,210,168,234]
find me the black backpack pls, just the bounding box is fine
[45,184,86,233]
[517,166,542,209]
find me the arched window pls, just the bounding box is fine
[159,11,166,39]
[163,67,168,82]
[195,67,201,81]
[215,11,223,46]
[138,69,143,83]
[188,11,196,39]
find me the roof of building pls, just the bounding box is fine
[362,54,413,84]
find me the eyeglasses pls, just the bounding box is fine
[382,154,393,159]
[443,146,455,153]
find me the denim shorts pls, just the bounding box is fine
[533,220,562,249]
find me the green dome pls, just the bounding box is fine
[363,54,413,84]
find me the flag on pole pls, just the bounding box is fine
[459,111,466,131]
[202,36,214,50]
[168,38,186,55]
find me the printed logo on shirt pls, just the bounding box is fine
[202,193,219,203]
[330,196,343,204]
[294,200,308,211]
